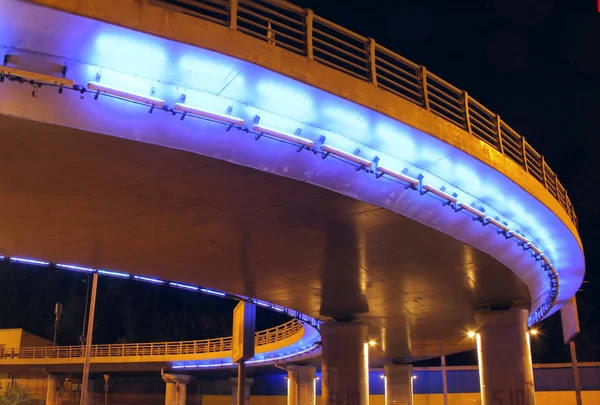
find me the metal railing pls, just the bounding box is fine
[151,0,577,226]
[0,319,303,360]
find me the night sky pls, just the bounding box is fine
[0,0,598,365]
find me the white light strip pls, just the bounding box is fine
[170,282,199,291]
[377,165,419,186]
[528,243,543,256]
[423,185,457,203]
[175,103,245,126]
[457,202,485,218]
[200,288,226,297]
[56,264,94,272]
[10,257,50,266]
[322,145,372,167]
[508,231,529,244]
[253,125,315,148]
[87,82,165,107]
[484,217,509,232]
[98,270,130,278]
[542,255,552,268]
[1,67,74,87]
[133,275,165,284]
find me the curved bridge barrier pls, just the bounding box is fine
[151,0,576,227]
[0,319,317,367]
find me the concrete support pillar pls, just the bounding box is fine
[229,378,254,405]
[321,322,369,405]
[384,364,413,405]
[475,309,536,405]
[162,374,192,405]
[45,376,59,405]
[287,366,316,405]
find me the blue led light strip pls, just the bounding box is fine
[0,255,320,329]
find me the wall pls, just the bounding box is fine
[20,332,52,348]
[0,329,22,349]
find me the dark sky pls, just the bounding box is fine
[1,0,598,365]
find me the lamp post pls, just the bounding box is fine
[80,272,99,405]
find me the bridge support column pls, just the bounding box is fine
[162,374,192,405]
[475,309,536,405]
[229,377,254,405]
[287,366,316,405]
[321,322,369,405]
[45,376,59,405]
[384,364,413,405]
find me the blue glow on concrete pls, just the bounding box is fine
[93,33,167,78]
[256,80,314,120]
[374,122,416,161]
[321,105,369,140]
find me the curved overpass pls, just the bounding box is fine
[0,0,584,366]
[0,319,320,372]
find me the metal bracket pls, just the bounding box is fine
[180,111,187,121]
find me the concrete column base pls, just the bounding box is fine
[45,376,59,405]
[321,322,369,405]
[384,364,413,405]
[287,365,316,405]
[162,374,192,405]
[229,377,255,405]
[475,309,536,405]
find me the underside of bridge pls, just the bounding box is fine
[0,115,530,363]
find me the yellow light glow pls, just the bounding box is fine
[467,331,476,339]
[530,329,539,336]
[368,340,377,346]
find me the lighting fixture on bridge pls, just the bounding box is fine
[98,269,130,278]
[368,340,377,347]
[200,288,226,297]
[169,282,199,292]
[252,125,315,151]
[527,243,543,257]
[484,217,510,233]
[174,103,245,127]
[412,375,418,380]
[467,331,476,339]
[133,275,165,284]
[507,231,529,245]
[9,257,50,267]
[321,145,372,170]
[456,202,485,221]
[87,82,165,109]
[422,184,457,205]
[56,264,95,272]
[529,329,539,336]
[376,165,419,188]
[0,66,74,88]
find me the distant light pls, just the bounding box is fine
[98,270,130,278]
[133,275,165,284]
[368,340,377,346]
[315,377,320,381]
[412,375,417,380]
[56,264,94,272]
[169,282,199,292]
[380,375,385,379]
[530,329,539,336]
[10,257,50,267]
[200,288,226,297]
[467,331,476,339]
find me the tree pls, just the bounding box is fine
[0,384,34,405]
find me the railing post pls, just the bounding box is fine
[305,9,314,59]
[229,0,238,30]
[368,38,377,86]
[496,115,504,154]
[421,66,430,111]
[463,91,472,133]
[521,137,529,172]
[541,156,549,189]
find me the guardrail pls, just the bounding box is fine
[0,319,302,360]
[152,0,577,226]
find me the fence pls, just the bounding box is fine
[151,0,577,226]
[0,319,302,360]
